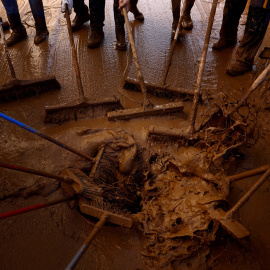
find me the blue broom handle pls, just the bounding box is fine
[0,112,93,162]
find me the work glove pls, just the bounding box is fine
[61,0,73,14]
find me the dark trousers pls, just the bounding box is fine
[1,0,46,30]
[73,0,124,28]
[171,0,195,21]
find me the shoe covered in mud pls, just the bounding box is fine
[71,13,90,32]
[171,20,183,39]
[130,7,144,22]
[88,26,104,48]
[6,26,27,47]
[34,28,49,45]
[182,14,193,30]
[2,21,10,31]
[115,27,127,51]
[226,60,253,76]
[212,38,236,50]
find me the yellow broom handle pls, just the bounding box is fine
[263,0,268,8]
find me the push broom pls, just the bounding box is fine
[43,6,120,124]
[123,0,194,98]
[0,19,61,102]
[107,7,184,121]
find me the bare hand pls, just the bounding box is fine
[119,0,131,14]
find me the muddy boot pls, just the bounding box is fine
[6,25,27,47]
[130,7,144,21]
[212,38,237,50]
[226,60,252,76]
[34,27,49,45]
[71,13,90,32]
[182,14,193,30]
[115,26,127,51]
[88,25,104,48]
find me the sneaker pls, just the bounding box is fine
[6,26,27,47]
[213,38,236,50]
[226,60,253,76]
[115,27,127,51]
[182,14,193,30]
[34,28,49,45]
[88,26,104,48]
[131,7,144,22]
[71,13,90,32]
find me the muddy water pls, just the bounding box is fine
[1,0,270,269]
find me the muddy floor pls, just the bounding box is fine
[1,0,270,269]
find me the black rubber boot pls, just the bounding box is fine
[115,26,127,51]
[71,13,91,32]
[88,25,104,48]
[130,0,144,21]
[34,27,49,44]
[6,25,27,47]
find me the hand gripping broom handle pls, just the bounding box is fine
[0,19,17,79]
[186,0,219,135]
[65,213,108,270]
[122,7,149,109]
[0,112,94,162]
[0,196,73,220]
[65,7,86,103]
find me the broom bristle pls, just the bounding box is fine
[0,77,60,102]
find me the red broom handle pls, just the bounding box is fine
[0,196,73,220]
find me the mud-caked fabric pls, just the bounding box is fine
[236,6,270,64]
[219,0,248,42]
[1,0,22,29]
[1,0,46,30]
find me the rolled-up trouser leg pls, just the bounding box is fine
[1,0,22,29]
[89,0,105,27]
[74,0,89,16]
[219,0,248,42]
[236,6,270,64]
[28,0,47,30]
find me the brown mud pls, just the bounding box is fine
[1,0,270,269]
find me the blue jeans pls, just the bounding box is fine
[1,0,46,30]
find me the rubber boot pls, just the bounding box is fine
[182,0,195,30]
[213,0,247,50]
[71,13,91,32]
[226,6,270,76]
[115,26,127,51]
[130,0,144,21]
[88,25,104,48]
[6,25,27,47]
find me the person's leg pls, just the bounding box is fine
[213,0,247,50]
[182,0,195,30]
[71,0,90,32]
[226,6,270,76]
[130,0,144,21]
[1,0,27,46]
[88,0,105,48]
[28,0,48,44]
[114,0,126,51]
[171,0,180,37]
